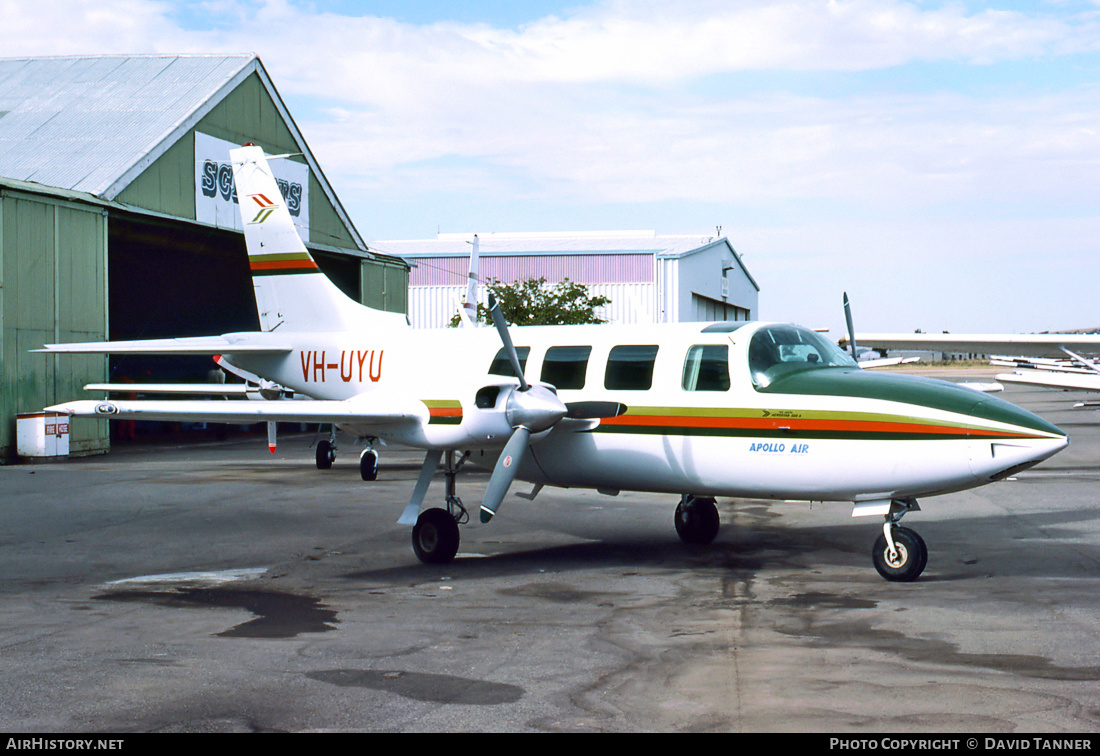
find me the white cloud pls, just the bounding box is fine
[4,0,1096,215]
[0,0,182,55]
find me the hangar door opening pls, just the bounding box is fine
[108,214,364,382]
[107,215,259,386]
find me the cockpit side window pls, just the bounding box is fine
[749,325,856,388]
[682,344,730,391]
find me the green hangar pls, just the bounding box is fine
[0,55,409,460]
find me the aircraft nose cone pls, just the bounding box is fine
[967,395,1068,481]
[969,395,1065,440]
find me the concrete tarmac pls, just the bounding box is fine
[1,372,1098,733]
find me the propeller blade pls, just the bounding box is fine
[488,295,529,391]
[480,426,532,523]
[843,291,858,362]
[564,401,628,419]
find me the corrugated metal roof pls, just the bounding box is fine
[0,54,254,197]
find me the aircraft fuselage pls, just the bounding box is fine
[225,320,1066,504]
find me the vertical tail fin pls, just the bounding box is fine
[230,143,404,333]
[458,233,481,327]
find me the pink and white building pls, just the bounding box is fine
[372,230,759,329]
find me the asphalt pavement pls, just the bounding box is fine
[1,370,1098,733]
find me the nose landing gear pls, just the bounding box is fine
[872,499,928,582]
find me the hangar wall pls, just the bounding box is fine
[1,186,110,459]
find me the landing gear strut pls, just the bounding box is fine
[872,499,928,582]
[675,494,721,545]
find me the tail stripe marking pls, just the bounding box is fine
[248,252,320,275]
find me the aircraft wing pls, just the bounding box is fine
[851,333,1100,359]
[46,395,425,430]
[994,371,1100,392]
[35,335,292,355]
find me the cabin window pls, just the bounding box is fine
[489,346,530,379]
[605,345,659,390]
[541,346,592,390]
[682,344,730,391]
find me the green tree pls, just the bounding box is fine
[450,277,611,327]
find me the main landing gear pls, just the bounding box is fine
[675,494,721,545]
[314,427,380,481]
[412,508,461,564]
[359,447,379,481]
[871,499,928,582]
[315,430,337,470]
[410,451,469,565]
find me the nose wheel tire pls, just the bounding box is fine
[872,526,927,582]
[412,508,461,564]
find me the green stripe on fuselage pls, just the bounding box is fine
[758,368,1064,438]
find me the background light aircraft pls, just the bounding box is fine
[992,355,1100,400]
[850,332,1100,361]
[851,332,1100,401]
[40,145,1069,582]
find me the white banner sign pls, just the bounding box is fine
[195,132,310,242]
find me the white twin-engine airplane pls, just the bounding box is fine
[41,145,1069,582]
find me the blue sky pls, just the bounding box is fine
[4,0,1100,335]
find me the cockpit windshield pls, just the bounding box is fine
[748,324,857,388]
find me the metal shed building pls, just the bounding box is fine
[373,230,758,329]
[0,54,409,460]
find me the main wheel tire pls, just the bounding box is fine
[360,449,379,481]
[412,508,460,564]
[675,496,721,545]
[316,439,335,470]
[872,527,927,582]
